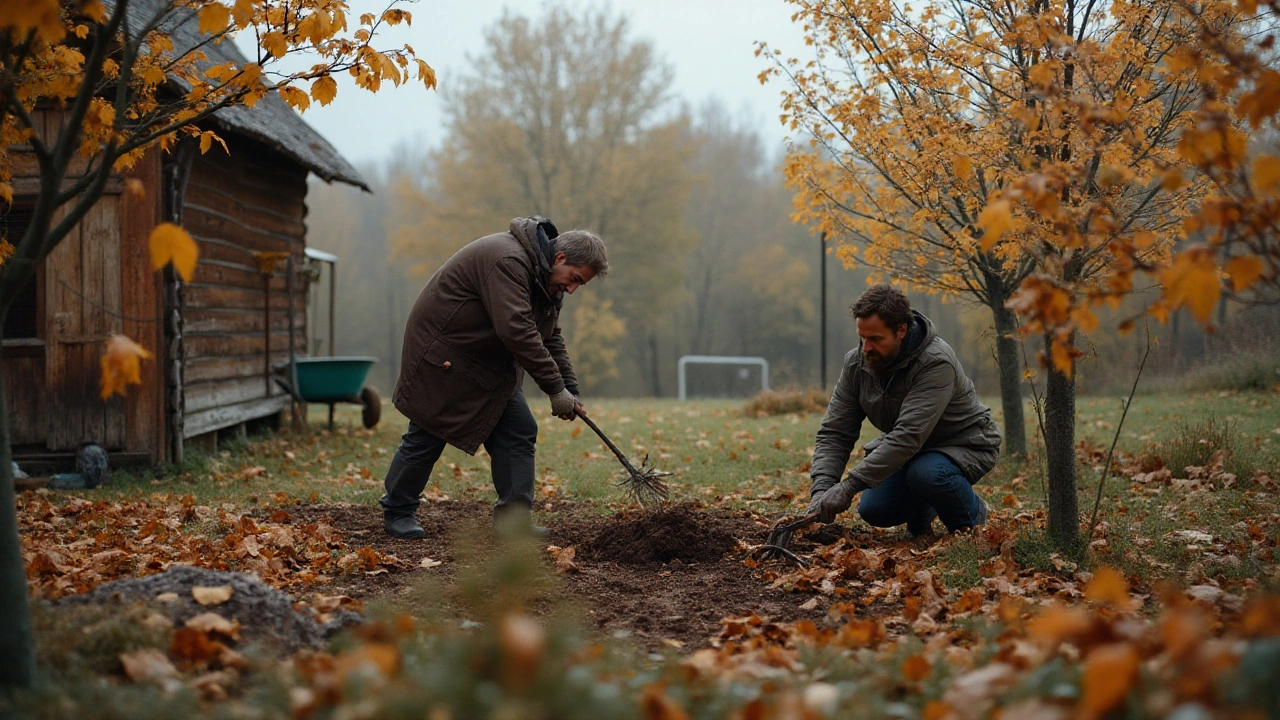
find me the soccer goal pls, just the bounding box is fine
[676,355,770,400]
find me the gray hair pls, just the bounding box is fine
[555,229,609,277]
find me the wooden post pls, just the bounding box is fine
[287,255,300,430]
[263,272,271,396]
[161,139,195,465]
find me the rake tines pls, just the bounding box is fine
[617,453,671,506]
[576,409,671,506]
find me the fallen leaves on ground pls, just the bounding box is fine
[17,491,401,599]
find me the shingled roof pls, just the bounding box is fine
[116,0,368,190]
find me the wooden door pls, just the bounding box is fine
[44,196,128,450]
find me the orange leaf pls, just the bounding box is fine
[500,614,545,689]
[1225,255,1266,291]
[198,3,231,35]
[311,75,338,106]
[261,31,288,59]
[149,222,199,281]
[1085,567,1132,610]
[1158,248,1220,323]
[952,154,973,181]
[977,199,1013,251]
[124,178,145,200]
[640,684,690,720]
[1027,604,1092,645]
[1160,606,1206,662]
[1079,643,1140,719]
[1252,155,1280,195]
[922,701,951,720]
[1049,337,1075,376]
[902,654,931,682]
[1159,167,1185,191]
[279,85,310,112]
[99,335,153,400]
[171,626,226,665]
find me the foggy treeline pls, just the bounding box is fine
[301,5,1277,402]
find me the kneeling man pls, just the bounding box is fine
[805,285,1001,535]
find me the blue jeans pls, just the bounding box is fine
[857,451,985,533]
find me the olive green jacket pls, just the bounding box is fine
[810,311,1001,495]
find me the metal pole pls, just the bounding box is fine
[820,231,828,388]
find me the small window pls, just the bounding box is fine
[1,205,39,340]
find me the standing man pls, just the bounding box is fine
[798,284,1001,538]
[381,216,608,539]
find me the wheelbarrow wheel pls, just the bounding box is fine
[360,385,382,429]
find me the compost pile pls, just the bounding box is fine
[583,503,739,565]
[56,566,357,653]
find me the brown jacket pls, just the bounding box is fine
[810,311,1001,494]
[393,218,578,454]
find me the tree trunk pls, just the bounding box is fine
[992,302,1028,456]
[1043,332,1080,546]
[0,347,36,690]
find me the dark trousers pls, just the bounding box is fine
[857,451,984,532]
[380,392,539,519]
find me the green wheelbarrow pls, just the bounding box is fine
[275,356,382,431]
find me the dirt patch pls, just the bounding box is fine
[581,502,739,564]
[278,499,838,653]
[57,566,330,653]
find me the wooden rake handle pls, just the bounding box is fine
[575,408,642,477]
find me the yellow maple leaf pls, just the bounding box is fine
[1252,155,1280,195]
[232,0,254,25]
[261,31,287,59]
[198,2,232,35]
[1225,255,1266,291]
[149,222,199,281]
[1158,248,1220,323]
[976,199,1013,251]
[0,240,15,267]
[952,154,972,181]
[1079,643,1140,719]
[311,75,338,106]
[279,85,310,112]
[99,335,153,400]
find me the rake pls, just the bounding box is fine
[575,408,670,506]
[746,512,819,567]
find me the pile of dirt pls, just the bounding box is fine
[57,566,355,653]
[583,503,739,565]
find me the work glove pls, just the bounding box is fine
[549,388,578,419]
[817,476,869,524]
[770,482,834,550]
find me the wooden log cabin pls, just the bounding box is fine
[2,10,367,469]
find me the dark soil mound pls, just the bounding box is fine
[583,503,739,565]
[57,566,352,653]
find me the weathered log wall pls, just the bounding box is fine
[179,134,309,439]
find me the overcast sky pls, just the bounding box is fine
[288,0,811,166]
